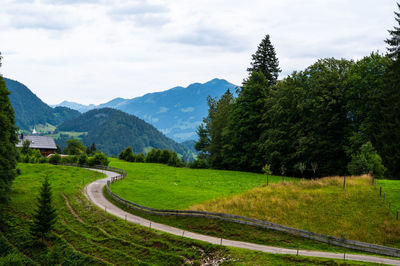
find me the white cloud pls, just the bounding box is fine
[0,0,397,105]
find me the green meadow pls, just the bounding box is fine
[1,163,369,265]
[109,158,296,209]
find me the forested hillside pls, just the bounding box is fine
[197,30,400,178]
[56,79,237,142]
[4,78,80,131]
[56,108,194,159]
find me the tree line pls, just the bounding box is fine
[195,5,400,179]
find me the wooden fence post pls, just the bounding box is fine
[343,176,346,190]
[380,186,382,196]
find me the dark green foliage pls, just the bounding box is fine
[348,142,386,178]
[201,90,235,169]
[345,53,390,157]
[21,140,31,155]
[63,139,86,155]
[30,176,57,241]
[78,153,88,165]
[194,124,210,160]
[48,153,61,164]
[56,108,193,159]
[19,149,42,164]
[385,3,400,60]
[247,34,281,85]
[261,58,353,177]
[4,78,80,131]
[60,155,78,164]
[119,147,136,162]
[145,148,161,163]
[188,158,208,169]
[159,149,171,164]
[224,71,270,171]
[87,153,109,166]
[0,70,18,207]
[86,142,97,156]
[135,153,145,162]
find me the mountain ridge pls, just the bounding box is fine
[56,78,238,141]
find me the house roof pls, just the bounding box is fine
[16,135,57,150]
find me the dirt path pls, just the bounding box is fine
[85,169,400,265]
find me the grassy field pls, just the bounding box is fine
[0,163,367,265]
[51,131,88,140]
[191,175,400,247]
[109,158,296,209]
[378,179,400,217]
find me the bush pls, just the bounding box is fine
[49,153,61,164]
[159,150,171,164]
[88,153,109,166]
[135,153,145,163]
[167,152,184,167]
[78,153,88,165]
[39,157,48,164]
[348,141,386,178]
[60,155,78,164]
[146,149,161,163]
[189,158,208,169]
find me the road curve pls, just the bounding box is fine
[85,169,400,266]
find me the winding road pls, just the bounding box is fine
[85,169,400,265]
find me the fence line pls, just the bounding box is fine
[60,163,400,258]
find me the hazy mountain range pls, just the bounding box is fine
[54,78,238,142]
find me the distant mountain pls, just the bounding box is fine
[56,108,194,159]
[55,78,238,142]
[4,78,80,131]
[53,100,96,113]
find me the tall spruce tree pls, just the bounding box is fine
[376,3,400,177]
[0,52,19,209]
[30,176,57,241]
[223,71,270,171]
[247,34,281,85]
[385,3,400,60]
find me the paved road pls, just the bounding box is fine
[85,169,400,265]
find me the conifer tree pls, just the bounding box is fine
[375,3,400,177]
[385,3,400,60]
[0,52,19,209]
[247,34,281,85]
[30,176,57,241]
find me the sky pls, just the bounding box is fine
[0,0,397,105]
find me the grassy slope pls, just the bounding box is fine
[378,179,400,217]
[109,158,296,209]
[0,163,366,265]
[191,175,400,247]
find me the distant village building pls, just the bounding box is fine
[16,134,57,157]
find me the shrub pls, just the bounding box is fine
[348,141,386,178]
[88,153,109,166]
[49,153,61,164]
[60,155,78,164]
[135,153,145,163]
[78,153,88,165]
[159,150,171,164]
[189,158,208,169]
[39,157,48,164]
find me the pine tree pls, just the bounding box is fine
[30,176,57,241]
[247,35,281,85]
[385,3,400,60]
[0,52,19,209]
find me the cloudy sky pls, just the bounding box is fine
[0,0,397,105]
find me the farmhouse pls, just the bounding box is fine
[16,134,57,157]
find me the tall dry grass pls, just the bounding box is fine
[190,175,400,247]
